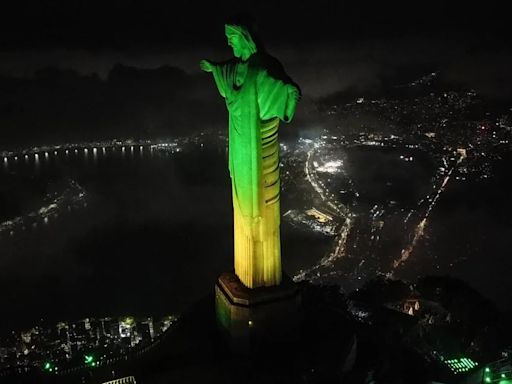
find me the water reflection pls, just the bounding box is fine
[34,153,40,172]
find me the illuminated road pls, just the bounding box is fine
[392,152,465,270]
[288,133,472,289]
[294,141,355,282]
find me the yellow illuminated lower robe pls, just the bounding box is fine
[233,117,281,288]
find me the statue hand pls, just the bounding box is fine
[288,85,301,102]
[200,59,213,73]
[284,85,300,122]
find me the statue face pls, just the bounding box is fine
[225,24,257,60]
[227,33,245,58]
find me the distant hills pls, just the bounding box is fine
[0,64,225,150]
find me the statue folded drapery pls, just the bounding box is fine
[202,23,300,288]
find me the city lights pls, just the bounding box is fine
[5,314,178,376]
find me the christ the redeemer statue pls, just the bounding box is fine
[201,22,300,289]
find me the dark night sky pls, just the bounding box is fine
[0,0,511,105]
[0,0,510,49]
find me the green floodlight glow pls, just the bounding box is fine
[443,357,478,374]
[486,367,491,373]
[43,361,57,373]
[485,377,491,383]
[84,354,95,366]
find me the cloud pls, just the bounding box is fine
[1,35,511,102]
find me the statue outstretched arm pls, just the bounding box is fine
[200,59,235,99]
[199,59,214,73]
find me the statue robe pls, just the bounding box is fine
[211,53,298,288]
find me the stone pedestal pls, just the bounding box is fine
[215,272,301,353]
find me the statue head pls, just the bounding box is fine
[225,23,257,60]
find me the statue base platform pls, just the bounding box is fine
[215,272,301,353]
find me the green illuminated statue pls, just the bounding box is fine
[201,22,300,288]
